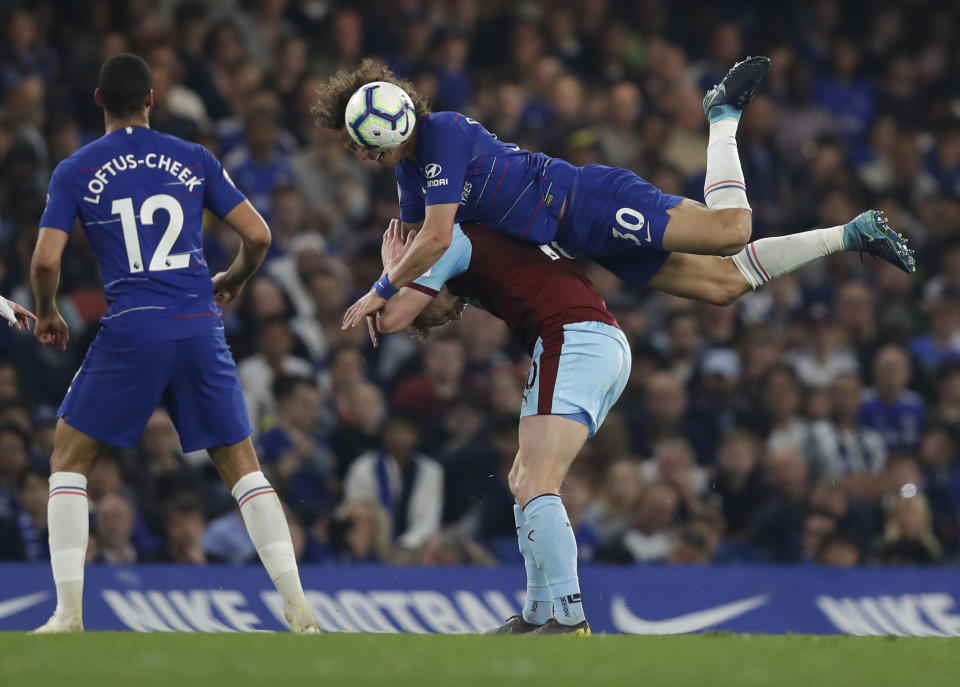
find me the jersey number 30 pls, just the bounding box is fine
[111,194,189,273]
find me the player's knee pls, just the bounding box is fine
[714,210,751,256]
[508,466,523,501]
[713,285,742,306]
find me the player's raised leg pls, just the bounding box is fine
[649,210,916,305]
[208,439,318,633]
[32,421,104,634]
[660,56,770,256]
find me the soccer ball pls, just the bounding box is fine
[345,81,416,151]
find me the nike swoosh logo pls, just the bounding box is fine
[0,591,50,620]
[611,594,770,634]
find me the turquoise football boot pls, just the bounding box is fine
[843,210,917,274]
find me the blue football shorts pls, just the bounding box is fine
[556,164,683,286]
[58,329,252,451]
[520,321,631,437]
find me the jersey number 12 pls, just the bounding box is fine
[112,194,189,273]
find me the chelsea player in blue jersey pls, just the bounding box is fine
[30,54,318,634]
[314,60,915,331]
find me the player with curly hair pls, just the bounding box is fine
[313,59,915,330]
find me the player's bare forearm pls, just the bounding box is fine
[385,203,456,287]
[30,228,68,317]
[377,287,434,334]
[30,228,70,350]
[387,224,451,287]
[227,238,269,285]
[223,200,271,285]
[214,201,271,306]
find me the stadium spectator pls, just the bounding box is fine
[330,380,386,475]
[816,533,862,567]
[92,493,138,565]
[876,490,943,564]
[581,458,645,549]
[688,348,752,464]
[640,438,709,502]
[154,493,211,565]
[809,372,887,490]
[708,429,765,539]
[748,447,810,562]
[238,315,314,430]
[757,365,815,464]
[627,370,711,462]
[0,424,29,512]
[13,467,48,562]
[328,499,393,564]
[256,374,337,521]
[614,483,681,563]
[860,344,925,452]
[342,409,443,550]
[392,334,468,424]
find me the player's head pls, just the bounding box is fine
[312,58,429,166]
[95,53,154,119]
[410,287,465,339]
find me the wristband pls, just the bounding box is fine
[373,274,399,299]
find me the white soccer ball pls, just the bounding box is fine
[345,81,416,151]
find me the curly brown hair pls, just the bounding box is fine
[311,59,431,130]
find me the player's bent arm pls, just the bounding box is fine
[30,228,69,317]
[376,287,435,333]
[222,200,272,284]
[383,203,457,289]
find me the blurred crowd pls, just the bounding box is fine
[2,0,960,569]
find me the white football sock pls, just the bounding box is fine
[232,471,315,631]
[733,226,846,289]
[47,472,89,621]
[704,117,751,211]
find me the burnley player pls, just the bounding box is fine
[312,60,915,330]
[0,295,36,332]
[371,221,631,635]
[30,54,318,633]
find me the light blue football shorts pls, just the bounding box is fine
[520,320,631,437]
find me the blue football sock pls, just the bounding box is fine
[514,504,552,625]
[523,494,585,626]
[708,103,741,124]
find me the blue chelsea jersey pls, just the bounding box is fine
[394,112,577,244]
[39,126,246,344]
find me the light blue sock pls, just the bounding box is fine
[514,504,552,625]
[708,103,741,124]
[523,494,585,626]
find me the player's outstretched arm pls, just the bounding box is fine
[376,288,434,336]
[342,203,456,330]
[30,227,70,351]
[212,200,272,306]
[0,295,37,332]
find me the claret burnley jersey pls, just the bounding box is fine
[39,126,246,344]
[410,223,617,354]
[394,112,578,244]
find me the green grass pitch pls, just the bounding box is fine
[1,633,957,687]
